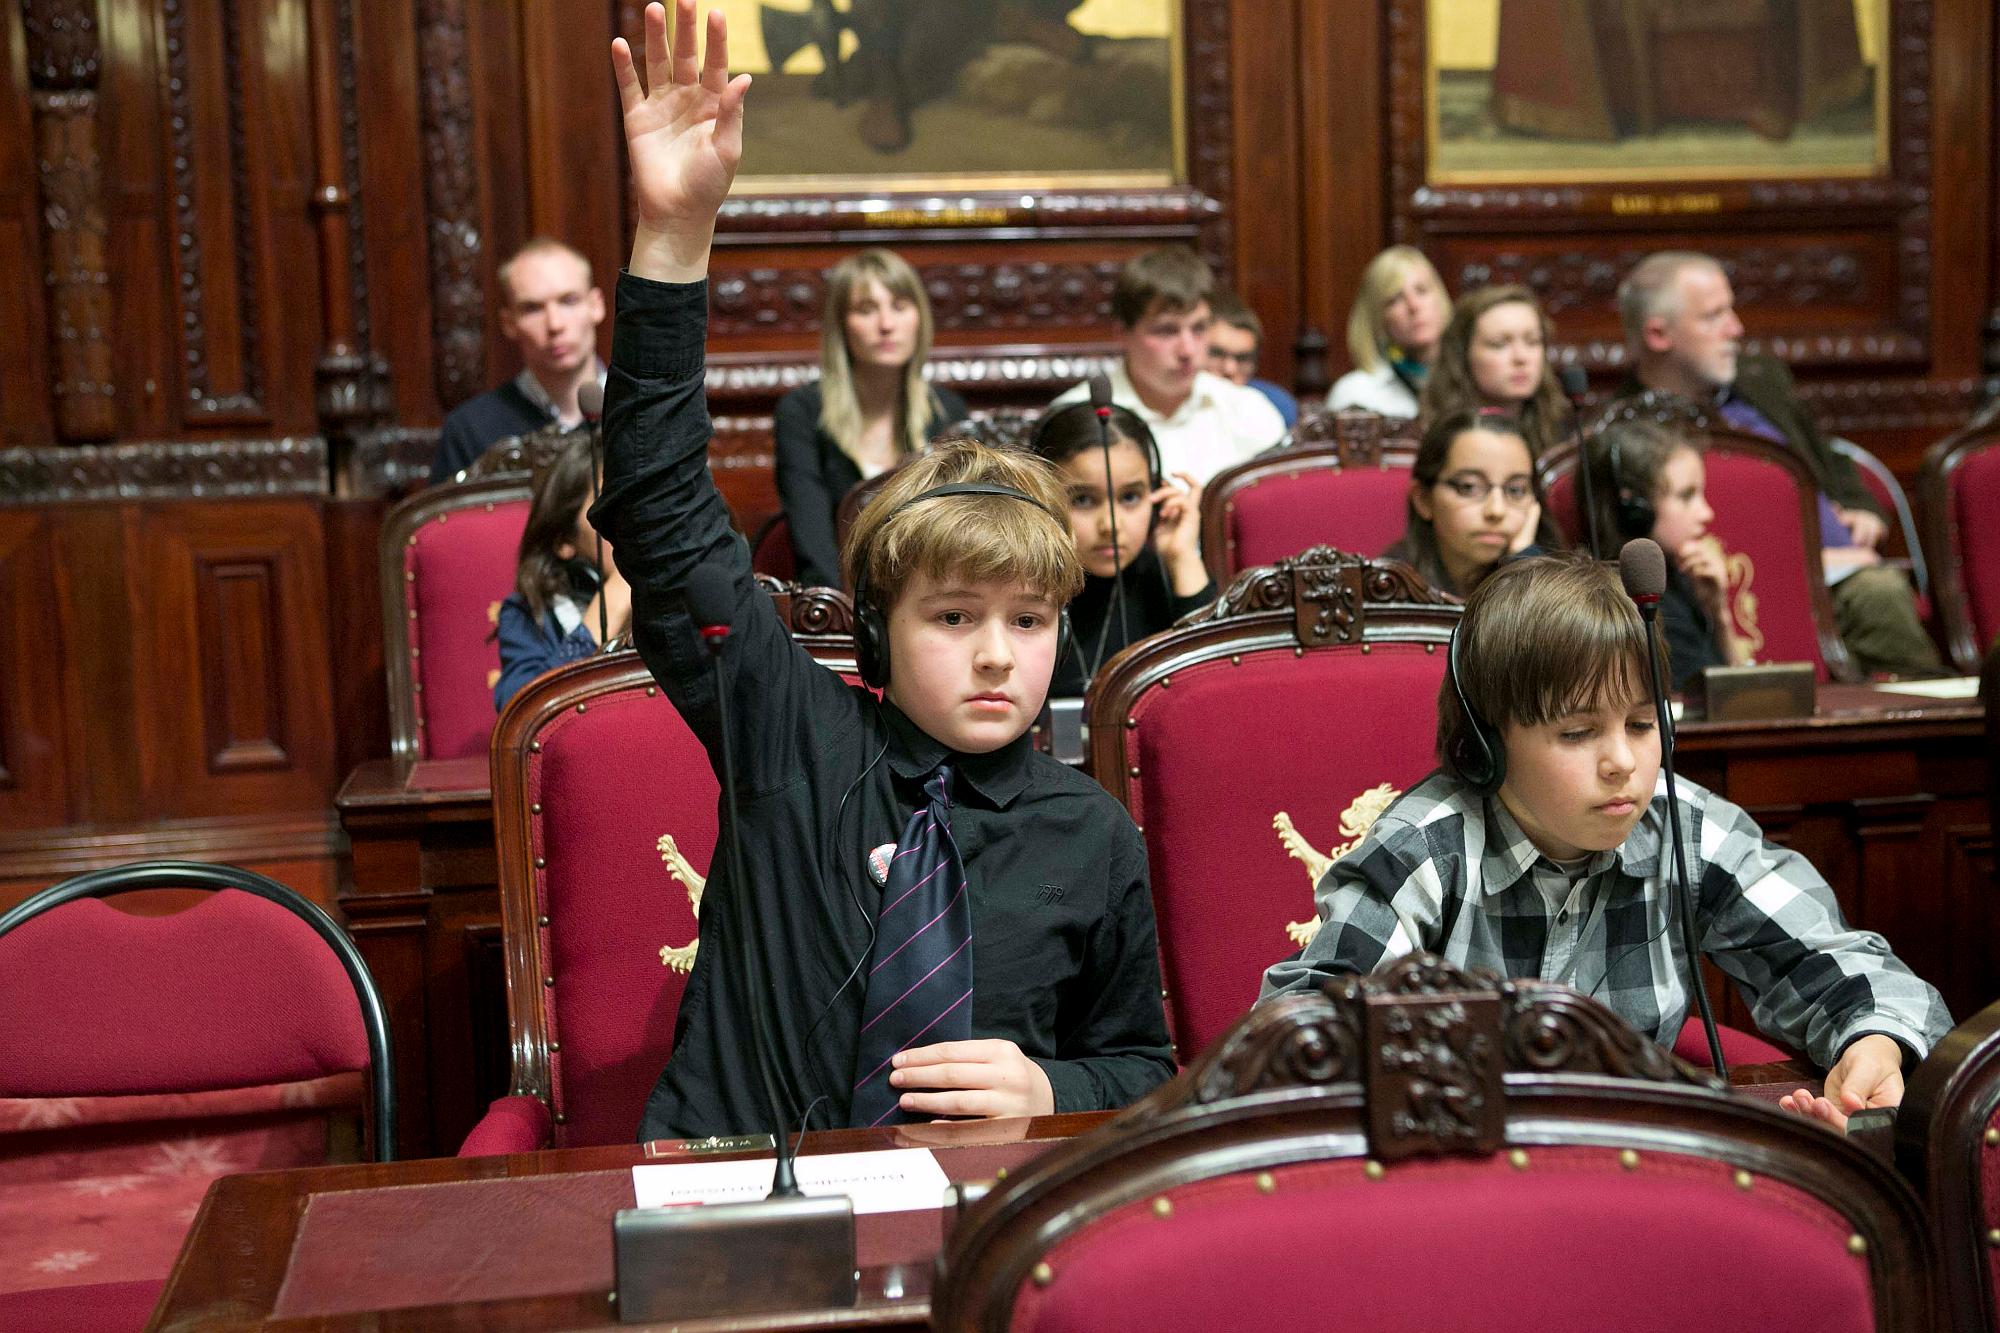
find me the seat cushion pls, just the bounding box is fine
[0,1279,163,1332]
[0,1167,215,1296]
[1010,1149,1874,1333]
[1953,444,2000,652]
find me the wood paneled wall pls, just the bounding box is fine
[3,0,1998,901]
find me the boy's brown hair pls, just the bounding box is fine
[1111,246,1215,329]
[841,439,1084,614]
[1436,552,1670,783]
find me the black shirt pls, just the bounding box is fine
[429,380,554,484]
[1660,563,1727,691]
[1054,547,1217,697]
[591,274,1174,1140]
[773,380,971,587]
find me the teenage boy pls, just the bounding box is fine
[1262,554,1950,1130]
[1206,289,1299,428]
[1051,247,1285,485]
[594,1,1173,1140]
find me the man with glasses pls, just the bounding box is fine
[1207,290,1298,428]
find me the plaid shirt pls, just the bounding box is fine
[1261,771,1951,1068]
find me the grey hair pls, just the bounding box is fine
[1616,251,1723,349]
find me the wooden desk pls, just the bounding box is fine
[151,1113,1106,1332]
[339,687,1992,1159]
[152,1059,1818,1332]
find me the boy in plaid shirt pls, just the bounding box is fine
[1262,553,1950,1130]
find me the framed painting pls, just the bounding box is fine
[715,0,1184,194]
[1425,0,1890,184]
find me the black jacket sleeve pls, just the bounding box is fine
[589,275,857,792]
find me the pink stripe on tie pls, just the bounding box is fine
[867,882,967,977]
[879,858,946,919]
[859,931,971,1035]
[856,987,976,1122]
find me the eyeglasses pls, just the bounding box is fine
[1207,347,1258,368]
[1437,475,1535,505]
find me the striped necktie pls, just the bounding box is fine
[849,763,973,1127]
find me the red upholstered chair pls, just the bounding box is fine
[0,861,392,1327]
[1919,402,2000,673]
[379,476,532,762]
[1088,547,1459,1058]
[1897,994,2000,1332]
[934,955,1937,1333]
[1198,409,1420,583]
[1551,397,1857,681]
[459,585,860,1154]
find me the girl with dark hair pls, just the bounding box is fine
[493,437,628,710]
[774,248,969,587]
[1384,408,1548,598]
[1030,402,1215,695]
[1421,284,1571,460]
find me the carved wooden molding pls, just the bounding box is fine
[417,0,485,412]
[1384,0,1937,372]
[462,421,591,482]
[24,0,115,441]
[702,346,1120,405]
[1184,546,1457,648]
[162,0,265,419]
[0,438,328,503]
[1282,407,1422,460]
[347,425,442,499]
[308,0,391,433]
[709,258,1129,339]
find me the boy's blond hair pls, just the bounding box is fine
[841,439,1084,614]
[1437,553,1670,783]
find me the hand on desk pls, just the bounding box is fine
[890,1039,1055,1120]
[1777,1034,1904,1132]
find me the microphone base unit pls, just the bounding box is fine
[613,1193,857,1324]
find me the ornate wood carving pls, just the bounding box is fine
[1187,546,1458,648]
[1183,955,1711,1127]
[307,0,391,434]
[462,422,590,481]
[1283,408,1422,462]
[23,0,115,441]
[702,347,1119,406]
[753,576,857,643]
[1383,0,1937,372]
[161,0,264,419]
[708,258,1127,339]
[417,0,485,412]
[0,438,327,503]
[347,425,443,499]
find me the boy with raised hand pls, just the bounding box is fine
[1261,553,1950,1131]
[593,1,1173,1140]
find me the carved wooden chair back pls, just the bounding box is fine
[462,420,593,483]
[1897,995,2000,1332]
[1086,547,1461,1058]
[1917,398,2000,673]
[1551,393,1856,681]
[1199,409,1422,584]
[378,476,533,762]
[470,584,859,1152]
[935,955,1937,1333]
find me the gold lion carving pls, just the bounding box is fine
[656,833,704,973]
[1273,782,1401,949]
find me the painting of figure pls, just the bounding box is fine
[1427,0,1888,183]
[718,0,1181,192]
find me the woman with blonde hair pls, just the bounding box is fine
[1329,246,1452,417]
[1420,283,1571,462]
[774,248,969,586]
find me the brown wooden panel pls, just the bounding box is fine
[0,511,68,826]
[356,0,439,426]
[100,0,175,442]
[1228,0,1301,389]
[0,4,53,447]
[128,498,337,819]
[50,505,142,825]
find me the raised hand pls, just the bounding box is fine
[611,1,751,282]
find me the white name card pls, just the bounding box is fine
[631,1148,952,1216]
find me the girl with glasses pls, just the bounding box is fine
[1384,408,1551,598]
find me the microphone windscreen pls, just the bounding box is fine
[1618,538,1669,600]
[1557,364,1589,399]
[1087,373,1114,412]
[577,382,605,422]
[684,562,737,632]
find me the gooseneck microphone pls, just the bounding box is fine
[580,382,611,649]
[1620,538,1726,1080]
[684,563,802,1195]
[1558,365,1601,560]
[1086,373,1130,686]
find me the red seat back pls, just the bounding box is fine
[751,513,798,581]
[380,479,532,761]
[1199,420,1421,583]
[1089,548,1457,1057]
[1920,415,2000,672]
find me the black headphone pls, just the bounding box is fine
[1605,431,1657,540]
[1446,619,1506,796]
[850,481,1074,689]
[1029,401,1166,537]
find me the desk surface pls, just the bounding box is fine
[155,1066,1818,1332]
